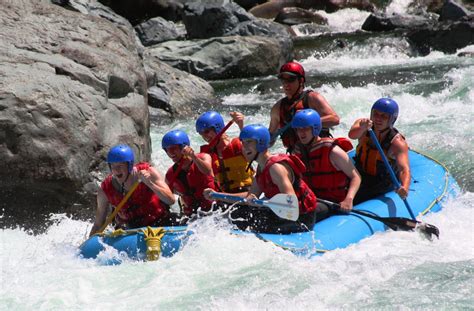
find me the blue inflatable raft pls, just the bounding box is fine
[79,150,459,264]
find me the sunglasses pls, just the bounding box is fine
[278,76,298,83]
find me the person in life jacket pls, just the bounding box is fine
[349,98,410,204]
[196,111,255,193]
[291,109,361,212]
[89,145,176,236]
[162,130,218,217]
[269,61,340,153]
[204,124,323,234]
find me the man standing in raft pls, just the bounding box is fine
[291,109,361,212]
[205,124,319,233]
[162,130,218,217]
[269,61,340,153]
[349,98,410,203]
[89,145,175,236]
[196,111,254,193]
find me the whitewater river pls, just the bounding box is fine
[1,6,473,310]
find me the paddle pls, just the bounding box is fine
[200,120,235,153]
[367,129,416,220]
[270,122,291,143]
[97,180,140,234]
[209,192,299,221]
[317,198,440,239]
[168,121,235,186]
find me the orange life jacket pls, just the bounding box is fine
[165,155,218,216]
[101,162,169,227]
[355,128,402,178]
[256,154,317,214]
[295,137,353,203]
[200,138,254,193]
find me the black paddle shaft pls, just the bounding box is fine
[317,199,439,239]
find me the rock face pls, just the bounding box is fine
[164,2,293,79]
[362,13,437,32]
[407,16,474,55]
[143,56,219,121]
[148,36,291,80]
[97,0,185,23]
[135,17,186,46]
[0,1,149,217]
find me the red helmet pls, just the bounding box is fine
[278,61,305,80]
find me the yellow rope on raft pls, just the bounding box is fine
[143,226,166,261]
[411,149,451,216]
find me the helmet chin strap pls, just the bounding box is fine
[289,79,304,101]
[245,151,260,172]
[120,171,131,195]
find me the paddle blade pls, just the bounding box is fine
[416,222,440,240]
[263,194,299,221]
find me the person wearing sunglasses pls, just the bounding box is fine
[269,61,340,153]
[196,111,255,193]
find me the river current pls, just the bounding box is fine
[1,4,473,310]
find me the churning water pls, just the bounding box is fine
[1,6,473,311]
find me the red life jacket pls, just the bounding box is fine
[101,162,169,227]
[165,154,218,216]
[295,138,353,203]
[278,90,311,150]
[201,138,254,193]
[256,154,317,214]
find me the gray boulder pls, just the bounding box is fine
[183,2,253,39]
[135,17,186,46]
[143,55,219,121]
[362,13,437,31]
[439,0,471,21]
[148,36,291,80]
[407,16,474,55]
[0,1,149,217]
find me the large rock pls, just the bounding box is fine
[439,0,471,21]
[407,16,474,55]
[275,7,328,25]
[148,36,291,80]
[0,1,149,219]
[97,0,185,23]
[182,2,253,39]
[143,55,220,121]
[135,17,186,46]
[362,13,437,31]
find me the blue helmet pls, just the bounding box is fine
[107,144,134,173]
[239,124,270,152]
[291,109,321,137]
[196,111,225,133]
[371,98,399,126]
[162,130,190,150]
